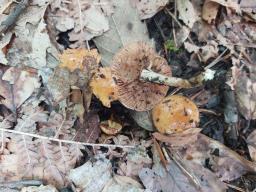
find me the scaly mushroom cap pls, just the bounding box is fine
[111,42,171,111]
[152,95,200,134]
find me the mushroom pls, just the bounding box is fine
[152,95,200,134]
[111,41,171,111]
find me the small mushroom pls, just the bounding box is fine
[152,95,200,134]
[111,41,171,111]
[100,120,122,135]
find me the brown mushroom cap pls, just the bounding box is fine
[152,95,200,134]
[111,42,171,111]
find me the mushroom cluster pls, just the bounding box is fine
[111,41,171,111]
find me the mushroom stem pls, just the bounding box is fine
[140,69,215,88]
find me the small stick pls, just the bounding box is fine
[0,128,135,149]
[140,69,216,88]
[0,0,30,38]
[0,180,43,189]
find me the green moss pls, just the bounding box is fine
[165,39,180,52]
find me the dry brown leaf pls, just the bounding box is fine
[247,130,256,162]
[184,41,219,63]
[152,95,200,134]
[177,0,200,28]
[0,67,40,111]
[90,67,118,108]
[74,111,100,143]
[202,0,240,23]
[130,0,168,19]
[139,144,227,192]
[59,49,100,72]
[154,132,256,181]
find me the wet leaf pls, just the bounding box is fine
[0,67,40,111]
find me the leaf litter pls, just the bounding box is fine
[0,0,256,191]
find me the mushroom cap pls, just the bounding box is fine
[111,42,171,111]
[152,95,200,134]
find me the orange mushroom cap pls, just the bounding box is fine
[111,41,171,111]
[152,95,200,134]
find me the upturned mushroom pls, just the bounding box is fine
[111,41,171,111]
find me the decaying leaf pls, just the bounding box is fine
[154,131,256,181]
[231,55,256,120]
[0,137,83,188]
[59,49,100,72]
[247,130,256,162]
[74,111,100,143]
[130,111,155,131]
[69,156,112,192]
[184,41,219,63]
[111,41,171,111]
[94,0,152,66]
[130,0,169,19]
[5,1,59,79]
[139,144,227,192]
[48,0,112,47]
[90,67,118,108]
[202,0,240,23]
[152,95,200,134]
[177,0,200,28]
[0,67,40,111]
[21,185,58,192]
[102,175,143,192]
[118,146,152,178]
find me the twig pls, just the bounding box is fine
[225,183,245,192]
[0,180,43,189]
[0,0,30,38]
[204,48,228,69]
[140,69,215,88]
[0,128,135,149]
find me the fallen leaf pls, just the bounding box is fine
[155,132,256,181]
[90,67,118,108]
[21,185,58,192]
[130,111,155,131]
[247,130,256,162]
[102,175,143,192]
[184,41,219,63]
[118,146,152,178]
[74,111,100,143]
[152,95,200,134]
[202,0,240,23]
[69,156,112,192]
[59,49,100,72]
[94,0,152,66]
[130,0,169,19]
[0,67,40,111]
[177,0,200,28]
[139,144,227,192]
